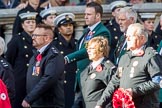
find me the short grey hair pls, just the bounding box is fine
[0,37,5,56]
[119,7,138,23]
[127,23,148,42]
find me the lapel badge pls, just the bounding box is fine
[133,61,138,67]
[90,73,96,79]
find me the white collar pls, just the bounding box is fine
[91,57,104,69]
[38,43,50,54]
[88,21,100,31]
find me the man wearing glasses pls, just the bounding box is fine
[22,24,65,108]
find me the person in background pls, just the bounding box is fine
[64,2,111,108]
[5,12,37,108]
[129,0,144,4]
[155,14,162,36]
[95,23,162,108]
[40,0,70,8]
[53,13,77,108]
[104,0,126,62]
[139,13,162,50]
[0,0,20,9]
[81,36,116,108]
[77,0,104,5]
[0,37,15,107]
[22,24,65,108]
[12,0,43,36]
[40,8,57,30]
[113,7,137,65]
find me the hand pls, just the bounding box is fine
[22,100,30,108]
[95,106,102,108]
[126,88,133,96]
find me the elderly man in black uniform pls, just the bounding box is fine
[95,23,162,108]
[53,12,77,108]
[22,24,65,108]
[0,37,15,107]
[105,0,126,62]
[12,0,43,35]
[139,13,162,50]
[5,12,37,108]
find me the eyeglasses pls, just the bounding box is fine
[31,34,47,37]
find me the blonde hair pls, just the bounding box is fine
[87,36,110,57]
[0,37,5,56]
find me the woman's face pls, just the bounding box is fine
[87,43,103,61]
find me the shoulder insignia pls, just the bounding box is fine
[105,60,116,69]
[0,60,8,68]
[51,47,58,54]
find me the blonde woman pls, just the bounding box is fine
[80,36,116,108]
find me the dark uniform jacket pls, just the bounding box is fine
[97,46,162,108]
[0,57,15,103]
[65,22,111,91]
[114,34,127,65]
[146,31,162,50]
[5,31,34,108]
[105,18,123,62]
[53,34,77,108]
[80,58,116,108]
[12,4,43,35]
[24,42,65,108]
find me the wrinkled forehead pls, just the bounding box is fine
[126,26,137,36]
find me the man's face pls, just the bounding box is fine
[22,20,36,34]
[143,19,154,32]
[58,23,74,37]
[118,13,132,32]
[84,7,99,26]
[126,27,144,51]
[43,15,57,27]
[32,28,47,49]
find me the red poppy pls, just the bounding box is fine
[113,88,135,108]
[36,54,42,61]
[96,65,102,72]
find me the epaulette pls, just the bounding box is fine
[146,47,158,56]
[0,59,9,68]
[51,47,59,54]
[105,60,116,70]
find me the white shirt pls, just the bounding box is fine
[91,57,104,69]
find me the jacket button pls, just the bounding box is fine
[25,54,29,58]
[26,64,29,67]
[64,80,67,84]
